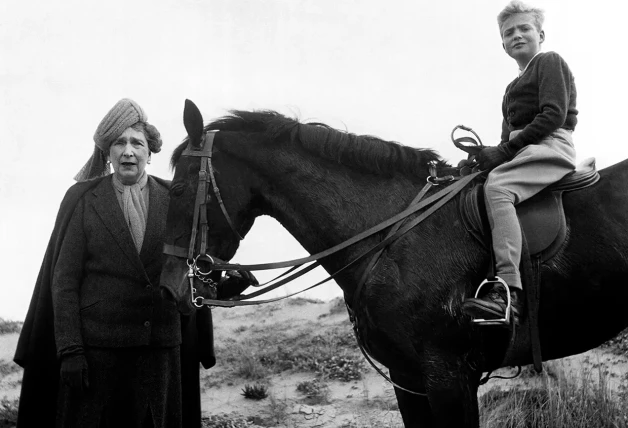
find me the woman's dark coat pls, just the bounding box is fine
[14,175,216,427]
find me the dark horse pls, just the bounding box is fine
[161,100,628,427]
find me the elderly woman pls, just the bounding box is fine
[14,99,216,428]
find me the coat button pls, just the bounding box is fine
[144,321,151,327]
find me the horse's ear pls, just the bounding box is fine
[183,99,204,148]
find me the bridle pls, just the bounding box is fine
[162,127,483,310]
[162,131,243,307]
[161,125,487,395]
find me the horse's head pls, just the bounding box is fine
[160,99,257,313]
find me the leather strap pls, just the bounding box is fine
[201,171,482,307]
[206,171,482,273]
[163,131,243,260]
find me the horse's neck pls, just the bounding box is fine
[255,151,425,277]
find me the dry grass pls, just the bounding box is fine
[3,307,628,427]
[480,362,628,427]
[0,320,21,335]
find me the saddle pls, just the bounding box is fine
[459,157,599,375]
[460,157,599,260]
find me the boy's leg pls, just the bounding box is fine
[465,131,576,320]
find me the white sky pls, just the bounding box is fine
[1,0,627,321]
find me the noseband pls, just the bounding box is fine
[163,131,242,306]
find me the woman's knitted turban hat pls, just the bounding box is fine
[75,98,152,182]
[93,98,147,150]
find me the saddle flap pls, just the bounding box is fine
[516,192,562,255]
[460,158,599,261]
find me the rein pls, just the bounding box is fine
[197,171,480,307]
[164,129,483,309]
[164,126,486,396]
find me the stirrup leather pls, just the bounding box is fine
[472,277,511,326]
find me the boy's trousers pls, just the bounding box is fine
[484,128,576,289]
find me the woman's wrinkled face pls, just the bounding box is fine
[109,127,151,185]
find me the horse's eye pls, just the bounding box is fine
[171,183,185,197]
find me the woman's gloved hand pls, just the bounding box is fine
[218,269,259,299]
[60,354,89,393]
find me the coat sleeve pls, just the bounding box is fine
[51,198,88,358]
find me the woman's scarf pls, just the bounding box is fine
[112,171,149,252]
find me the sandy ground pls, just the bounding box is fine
[1,300,627,427]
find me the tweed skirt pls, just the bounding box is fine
[56,346,182,428]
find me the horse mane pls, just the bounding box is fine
[171,110,446,177]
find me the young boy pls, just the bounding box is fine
[463,0,578,323]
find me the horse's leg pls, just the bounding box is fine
[421,348,481,428]
[390,369,432,427]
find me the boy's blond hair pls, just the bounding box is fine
[497,0,545,35]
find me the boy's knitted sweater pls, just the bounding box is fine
[500,51,578,155]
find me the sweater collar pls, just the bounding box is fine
[519,51,543,76]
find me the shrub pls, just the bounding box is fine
[227,345,269,381]
[480,364,628,428]
[0,319,22,335]
[0,362,22,378]
[241,383,268,400]
[0,397,19,426]
[314,355,363,381]
[328,297,347,315]
[296,378,331,405]
[601,328,628,357]
[264,394,289,426]
[201,414,253,427]
[233,325,247,334]
[287,297,323,306]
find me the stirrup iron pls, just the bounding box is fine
[472,276,511,326]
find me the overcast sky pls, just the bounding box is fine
[1,0,627,320]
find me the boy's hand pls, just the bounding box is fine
[478,146,510,171]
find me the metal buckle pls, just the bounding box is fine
[471,276,511,326]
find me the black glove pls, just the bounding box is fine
[218,269,259,299]
[60,354,89,393]
[229,269,259,286]
[477,146,511,171]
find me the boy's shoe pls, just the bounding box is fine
[462,285,522,325]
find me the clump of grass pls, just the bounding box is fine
[0,319,22,335]
[256,327,364,381]
[264,394,289,426]
[296,378,331,404]
[328,297,347,315]
[201,414,254,427]
[0,361,22,378]
[241,383,268,400]
[0,397,19,426]
[233,325,247,334]
[601,328,628,357]
[245,395,290,427]
[314,355,363,381]
[480,363,628,427]
[216,341,269,381]
[287,297,323,306]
